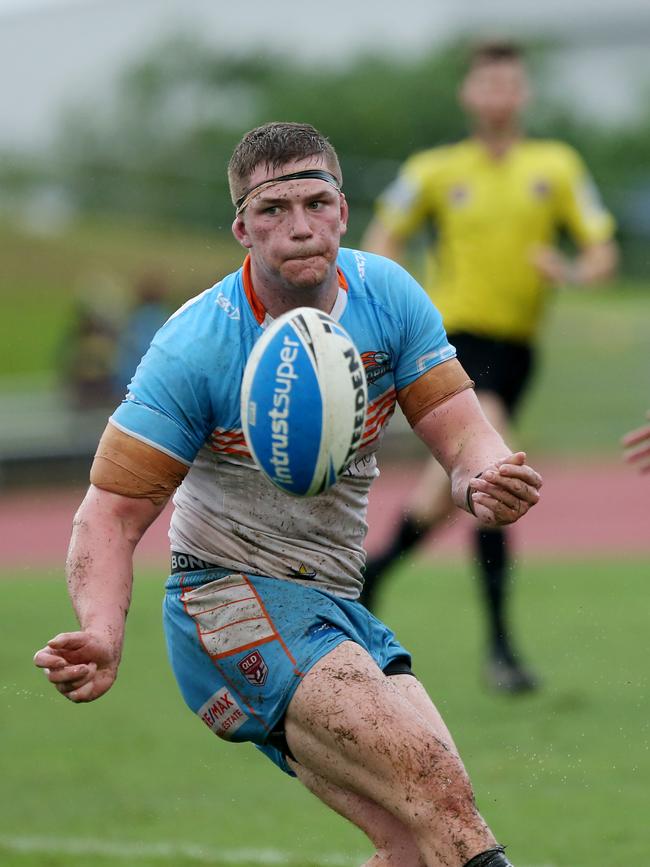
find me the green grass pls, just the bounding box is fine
[2,556,648,866]
[516,285,650,455]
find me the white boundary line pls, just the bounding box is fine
[0,836,358,865]
[0,835,557,866]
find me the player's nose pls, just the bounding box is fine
[288,207,314,239]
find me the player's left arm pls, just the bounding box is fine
[532,147,619,287]
[399,370,542,525]
[533,238,618,287]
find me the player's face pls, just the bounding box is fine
[232,158,348,292]
[460,60,529,129]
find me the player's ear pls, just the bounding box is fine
[232,215,252,249]
[339,193,349,236]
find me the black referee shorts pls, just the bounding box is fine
[449,331,535,418]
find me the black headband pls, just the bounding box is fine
[235,169,341,213]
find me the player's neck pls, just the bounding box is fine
[473,127,523,159]
[249,261,340,320]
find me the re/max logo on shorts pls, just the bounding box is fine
[198,687,247,738]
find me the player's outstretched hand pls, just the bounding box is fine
[468,451,542,526]
[621,412,650,474]
[33,631,120,703]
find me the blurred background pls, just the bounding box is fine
[1,0,649,482]
[0,3,648,866]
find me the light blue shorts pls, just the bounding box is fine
[163,568,411,775]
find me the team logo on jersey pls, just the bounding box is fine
[531,178,551,200]
[198,687,247,737]
[237,650,269,686]
[361,350,392,384]
[288,562,317,580]
[448,184,470,206]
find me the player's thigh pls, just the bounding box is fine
[284,640,469,817]
[390,673,462,759]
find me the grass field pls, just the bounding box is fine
[2,555,648,867]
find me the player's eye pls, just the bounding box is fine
[307,200,324,210]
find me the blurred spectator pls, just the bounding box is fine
[621,411,650,474]
[361,40,618,693]
[114,270,172,394]
[58,274,125,410]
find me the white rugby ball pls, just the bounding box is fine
[241,307,367,497]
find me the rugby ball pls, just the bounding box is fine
[241,307,367,497]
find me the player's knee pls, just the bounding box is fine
[405,761,478,829]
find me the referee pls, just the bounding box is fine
[361,40,618,692]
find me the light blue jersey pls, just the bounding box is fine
[111,248,455,598]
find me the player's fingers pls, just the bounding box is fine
[473,470,541,505]
[33,648,68,669]
[620,423,650,448]
[47,632,91,651]
[46,663,93,686]
[472,492,531,525]
[495,462,543,492]
[625,442,650,463]
[495,451,526,468]
[470,477,521,511]
[66,671,112,703]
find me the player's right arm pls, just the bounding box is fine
[361,151,435,263]
[532,143,618,287]
[33,424,188,702]
[361,218,406,262]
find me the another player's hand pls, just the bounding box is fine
[621,412,650,474]
[33,630,120,703]
[530,245,576,285]
[468,452,542,527]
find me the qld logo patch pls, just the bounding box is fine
[237,650,269,686]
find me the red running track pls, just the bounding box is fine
[0,457,647,572]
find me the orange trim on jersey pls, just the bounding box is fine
[242,254,349,325]
[245,575,305,677]
[242,255,267,325]
[209,633,280,661]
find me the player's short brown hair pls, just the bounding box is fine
[468,40,525,70]
[227,122,342,206]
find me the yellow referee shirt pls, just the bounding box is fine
[375,138,616,342]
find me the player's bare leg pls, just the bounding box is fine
[285,641,499,866]
[288,671,474,865]
[291,761,426,866]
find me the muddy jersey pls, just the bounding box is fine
[111,248,455,598]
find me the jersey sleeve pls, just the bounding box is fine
[110,324,215,465]
[384,261,456,391]
[554,145,616,246]
[374,152,437,238]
